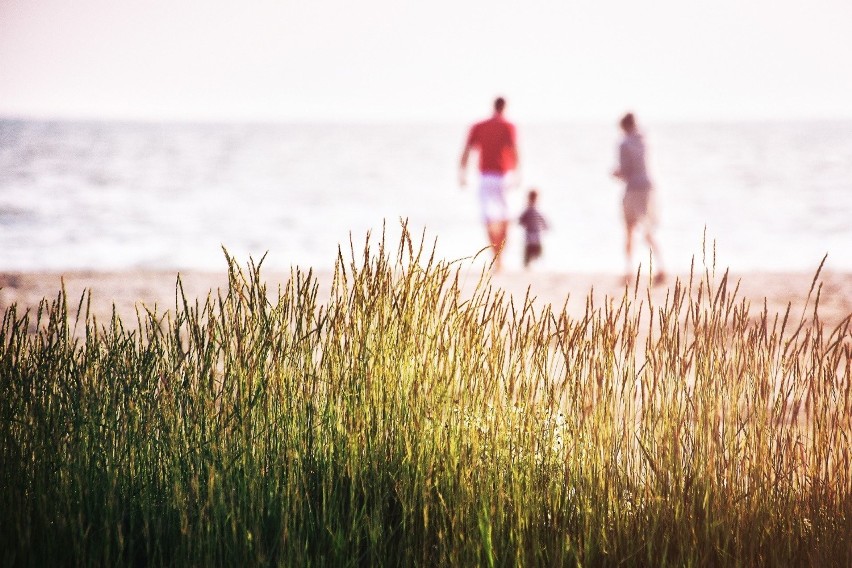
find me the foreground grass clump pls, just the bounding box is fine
[1,232,851,566]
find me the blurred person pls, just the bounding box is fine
[518,188,549,268]
[612,112,665,285]
[459,96,519,271]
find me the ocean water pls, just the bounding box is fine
[1,119,850,274]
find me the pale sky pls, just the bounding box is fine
[2,0,851,123]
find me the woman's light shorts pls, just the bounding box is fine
[623,189,657,228]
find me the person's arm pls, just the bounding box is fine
[505,124,521,188]
[459,144,471,187]
[459,127,476,188]
[508,145,520,180]
[613,142,629,180]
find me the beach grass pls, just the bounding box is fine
[1,227,850,566]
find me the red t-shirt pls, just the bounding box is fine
[466,115,517,174]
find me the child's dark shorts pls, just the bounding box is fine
[524,243,542,266]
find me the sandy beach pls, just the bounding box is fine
[1,267,850,332]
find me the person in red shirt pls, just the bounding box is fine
[459,97,519,271]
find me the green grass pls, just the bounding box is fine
[1,227,850,566]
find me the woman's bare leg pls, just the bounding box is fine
[644,228,665,284]
[624,220,636,284]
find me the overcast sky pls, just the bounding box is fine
[2,0,851,123]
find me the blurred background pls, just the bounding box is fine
[2,0,851,273]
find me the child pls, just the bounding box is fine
[518,188,549,268]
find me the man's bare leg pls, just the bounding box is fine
[487,220,508,271]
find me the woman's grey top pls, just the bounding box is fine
[619,132,652,192]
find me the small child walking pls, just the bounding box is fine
[518,188,549,268]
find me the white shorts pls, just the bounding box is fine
[478,173,509,222]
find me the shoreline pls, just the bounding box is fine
[2,268,851,331]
